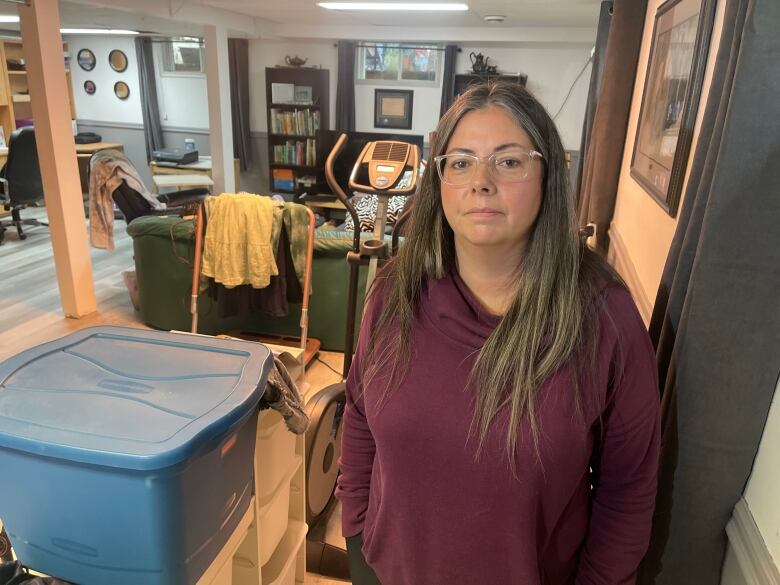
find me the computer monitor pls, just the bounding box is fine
[315,130,425,197]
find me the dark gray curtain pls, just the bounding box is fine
[439,44,458,117]
[637,0,780,582]
[575,2,613,200]
[576,0,647,253]
[135,37,163,161]
[228,38,251,171]
[336,40,355,132]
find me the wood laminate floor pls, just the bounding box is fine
[0,207,348,583]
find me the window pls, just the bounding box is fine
[162,39,205,74]
[357,43,440,84]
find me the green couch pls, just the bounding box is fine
[126,216,372,351]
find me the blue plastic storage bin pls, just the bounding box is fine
[0,326,273,585]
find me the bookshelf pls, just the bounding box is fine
[0,39,76,142]
[265,66,329,195]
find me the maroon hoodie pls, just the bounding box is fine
[336,270,660,585]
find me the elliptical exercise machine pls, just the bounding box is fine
[304,134,421,579]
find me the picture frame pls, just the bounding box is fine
[294,85,313,104]
[114,81,130,100]
[109,49,128,73]
[77,48,96,72]
[374,89,413,130]
[630,0,715,217]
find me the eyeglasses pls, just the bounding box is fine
[433,148,544,186]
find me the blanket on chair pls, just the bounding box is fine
[88,149,164,250]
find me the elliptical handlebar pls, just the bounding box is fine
[324,133,362,254]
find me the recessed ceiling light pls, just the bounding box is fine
[60,28,140,35]
[318,2,468,11]
[0,16,20,23]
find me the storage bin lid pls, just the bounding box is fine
[0,327,272,471]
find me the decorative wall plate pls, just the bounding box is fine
[109,49,128,73]
[114,81,130,100]
[77,49,96,71]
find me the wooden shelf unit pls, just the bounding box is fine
[0,39,76,143]
[265,67,329,195]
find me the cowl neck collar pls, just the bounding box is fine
[421,270,502,349]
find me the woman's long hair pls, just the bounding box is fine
[360,81,623,472]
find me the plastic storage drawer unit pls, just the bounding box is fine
[0,327,273,585]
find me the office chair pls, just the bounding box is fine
[0,127,48,245]
[89,150,209,226]
[111,180,209,225]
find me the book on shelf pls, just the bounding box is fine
[272,168,295,192]
[269,108,320,136]
[272,139,317,167]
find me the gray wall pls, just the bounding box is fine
[76,121,238,192]
[161,126,211,156]
[248,131,271,194]
[76,120,151,187]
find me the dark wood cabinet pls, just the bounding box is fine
[442,73,528,113]
[453,73,527,96]
[265,67,329,194]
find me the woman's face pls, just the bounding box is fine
[439,105,543,258]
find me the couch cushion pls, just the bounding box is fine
[128,217,356,252]
[126,215,195,240]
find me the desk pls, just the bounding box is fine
[75,142,124,194]
[150,156,241,192]
[304,197,346,222]
[152,173,214,193]
[303,198,344,211]
[75,141,124,156]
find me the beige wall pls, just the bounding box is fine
[609,0,726,323]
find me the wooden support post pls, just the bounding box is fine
[204,24,235,194]
[19,0,96,318]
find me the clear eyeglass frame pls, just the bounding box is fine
[433,149,544,186]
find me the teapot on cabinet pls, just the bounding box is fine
[469,52,489,74]
[285,55,308,67]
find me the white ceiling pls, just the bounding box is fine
[60,4,206,36]
[0,0,601,39]
[0,3,204,36]
[197,0,602,28]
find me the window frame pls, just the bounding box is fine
[355,42,443,87]
[159,38,206,78]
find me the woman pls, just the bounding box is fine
[336,81,660,585]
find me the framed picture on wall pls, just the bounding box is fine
[630,0,715,217]
[374,89,413,130]
[77,48,96,71]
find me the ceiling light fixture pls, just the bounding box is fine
[483,14,505,23]
[60,28,140,35]
[318,2,468,11]
[0,16,20,23]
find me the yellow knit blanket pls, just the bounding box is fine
[201,194,282,288]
